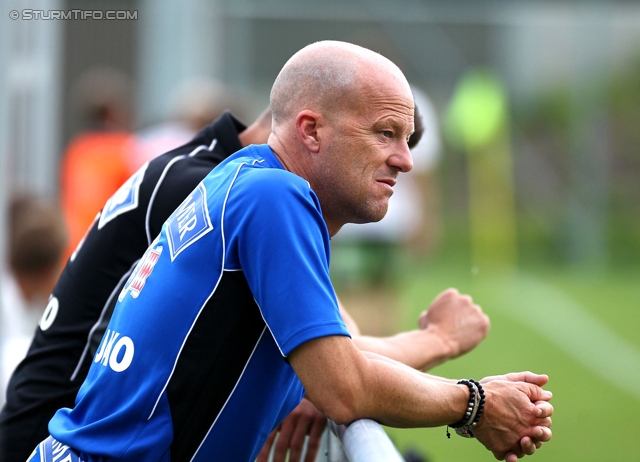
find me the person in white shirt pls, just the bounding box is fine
[0,195,67,407]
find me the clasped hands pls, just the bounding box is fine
[257,288,552,462]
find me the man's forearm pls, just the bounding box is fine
[339,289,489,372]
[356,356,468,427]
[340,298,455,371]
[353,329,451,371]
[291,336,469,428]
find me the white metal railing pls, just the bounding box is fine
[266,418,404,462]
[324,419,404,462]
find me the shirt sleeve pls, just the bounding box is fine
[224,166,350,356]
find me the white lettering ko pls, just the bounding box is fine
[94,329,135,372]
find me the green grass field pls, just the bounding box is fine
[373,260,640,462]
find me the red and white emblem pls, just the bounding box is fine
[119,245,163,302]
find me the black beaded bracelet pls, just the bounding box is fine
[446,379,476,438]
[446,379,484,439]
[469,379,486,426]
[456,379,486,438]
[449,380,475,429]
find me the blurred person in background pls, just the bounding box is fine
[127,77,237,171]
[1,100,489,461]
[59,67,136,262]
[0,195,67,409]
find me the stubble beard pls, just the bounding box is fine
[322,182,390,227]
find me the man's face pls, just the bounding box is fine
[314,80,414,233]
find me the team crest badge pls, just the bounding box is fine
[119,244,163,302]
[166,183,213,261]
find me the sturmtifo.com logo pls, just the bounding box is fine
[10,9,138,20]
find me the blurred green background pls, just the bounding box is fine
[379,260,640,462]
[332,42,640,460]
[332,61,640,455]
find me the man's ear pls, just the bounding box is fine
[295,110,322,153]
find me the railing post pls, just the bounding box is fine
[326,419,405,462]
[266,418,404,462]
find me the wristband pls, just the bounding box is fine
[446,379,485,439]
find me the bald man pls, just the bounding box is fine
[28,41,552,462]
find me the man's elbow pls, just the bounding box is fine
[311,389,363,426]
[322,402,359,426]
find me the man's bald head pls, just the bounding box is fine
[267,41,415,235]
[270,41,411,128]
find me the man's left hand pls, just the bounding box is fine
[256,398,327,462]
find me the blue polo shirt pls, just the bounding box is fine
[48,144,350,461]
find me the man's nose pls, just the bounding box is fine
[390,141,413,173]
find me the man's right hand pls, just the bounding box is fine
[418,288,490,362]
[472,380,553,461]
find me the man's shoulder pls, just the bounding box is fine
[232,149,308,194]
[142,138,224,189]
[144,112,241,177]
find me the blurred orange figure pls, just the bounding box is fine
[59,67,136,261]
[60,131,134,260]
